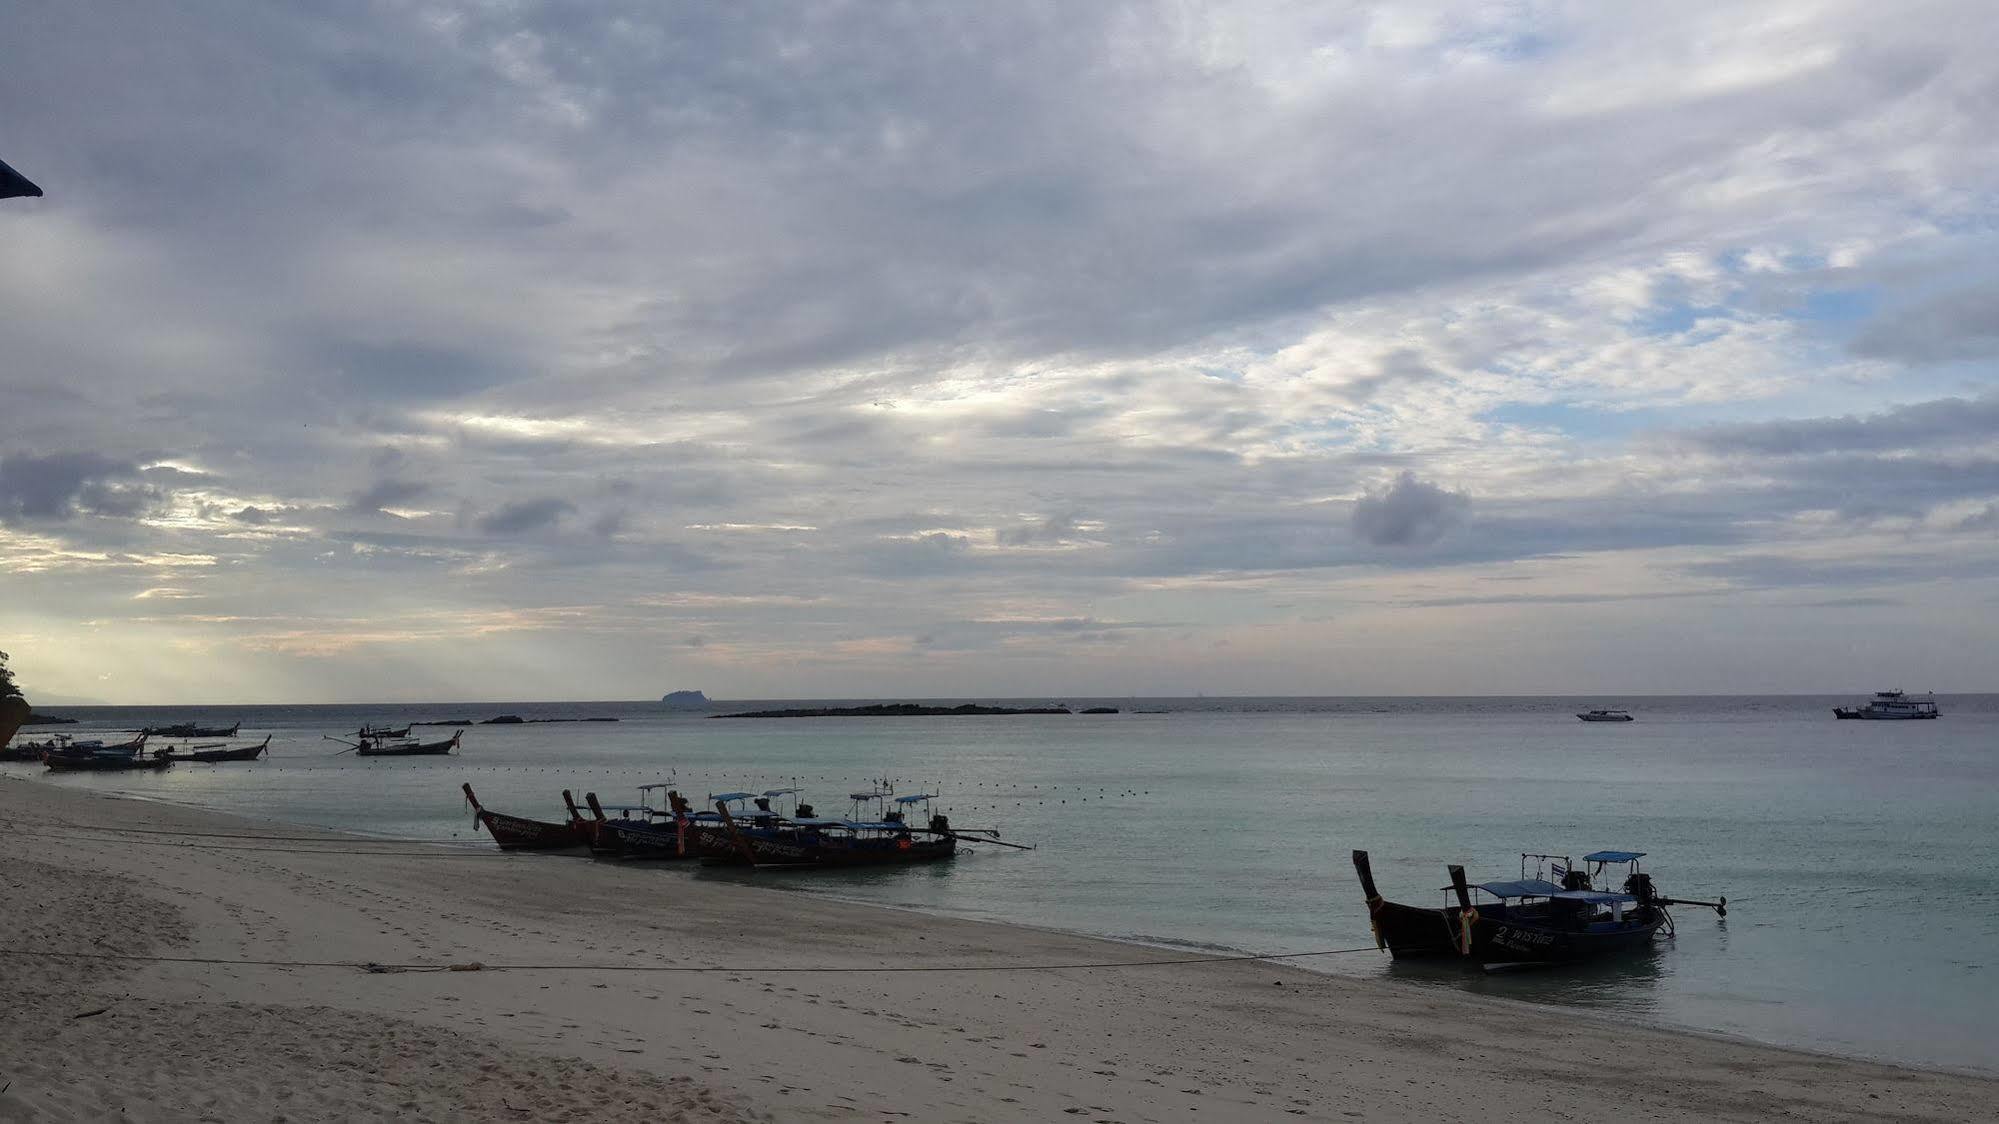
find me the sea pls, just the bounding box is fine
[8,695,1996,1074]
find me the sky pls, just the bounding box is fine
[3,1,1998,703]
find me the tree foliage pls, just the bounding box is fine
[0,649,21,699]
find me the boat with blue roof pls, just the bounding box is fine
[1352,849,1725,966]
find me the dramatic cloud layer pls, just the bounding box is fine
[3,1,1998,700]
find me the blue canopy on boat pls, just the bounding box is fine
[894,794,936,803]
[1475,878,1566,899]
[787,817,846,827]
[762,788,801,798]
[1582,850,1646,863]
[842,820,905,831]
[1551,890,1637,904]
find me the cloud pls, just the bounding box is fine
[0,453,162,521]
[476,497,574,536]
[1678,394,1999,456]
[1351,472,1469,548]
[350,478,430,513]
[1851,285,1999,363]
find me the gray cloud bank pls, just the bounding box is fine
[3,2,1999,698]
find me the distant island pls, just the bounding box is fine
[714,702,1073,719]
[661,690,710,707]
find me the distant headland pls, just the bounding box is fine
[714,702,1078,719]
[661,690,711,707]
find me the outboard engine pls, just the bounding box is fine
[754,797,772,812]
[884,809,904,824]
[1624,871,1657,906]
[795,802,815,819]
[1562,867,1592,891]
[929,813,951,834]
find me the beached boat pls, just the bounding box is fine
[1351,850,1725,966]
[703,792,960,869]
[144,721,241,738]
[462,783,590,851]
[168,734,271,763]
[579,787,721,860]
[1577,709,1634,722]
[1833,690,1939,720]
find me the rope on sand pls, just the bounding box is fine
[0,944,1384,975]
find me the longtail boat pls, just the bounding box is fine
[169,735,271,763]
[143,721,241,738]
[703,791,961,869]
[352,730,461,757]
[462,783,589,851]
[1352,850,1726,966]
[357,724,412,739]
[45,735,172,771]
[579,788,706,860]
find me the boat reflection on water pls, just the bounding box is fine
[1384,941,1677,1015]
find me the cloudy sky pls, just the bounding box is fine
[3,1,1997,702]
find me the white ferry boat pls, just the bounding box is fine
[1833,690,1939,720]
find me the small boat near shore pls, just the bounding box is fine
[1833,690,1939,720]
[462,783,590,851]
[1577,709,1634,722]
[43,735,173,772]
[1351,850,1724,967]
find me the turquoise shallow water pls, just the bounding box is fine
[10,695,1997,1073]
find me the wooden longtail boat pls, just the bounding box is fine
[354,730,460,757]
[579,788,703,860]
[462,783,589,851]
[45,735,171,772]
[1352,850,1726,967]
[357,724,412,739]
[169,735,271,763]
[144,721,241,738]
[704,792,960,869]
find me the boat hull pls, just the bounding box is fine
[45,754,173,772]
[594,818,699,860]
[1365,897,1463,960]
[1833,708,1937,720]
[357,732,460,756]
[1466,906,1665,965]
[703,830,957,868]
[477,809,590,851]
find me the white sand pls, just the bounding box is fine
[0,776,1989,1122]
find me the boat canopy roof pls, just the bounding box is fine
[1551,890,1637,905]
[1582,850,1646,863]
[894,793,936,803]
[710,791,757,802]
[1475,878,1566,899]
[762,788,801,797]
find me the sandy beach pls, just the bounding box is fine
[0,776,1989,1122]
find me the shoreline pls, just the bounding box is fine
[39,773,1993,1082]
[3,775,1993,1121]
